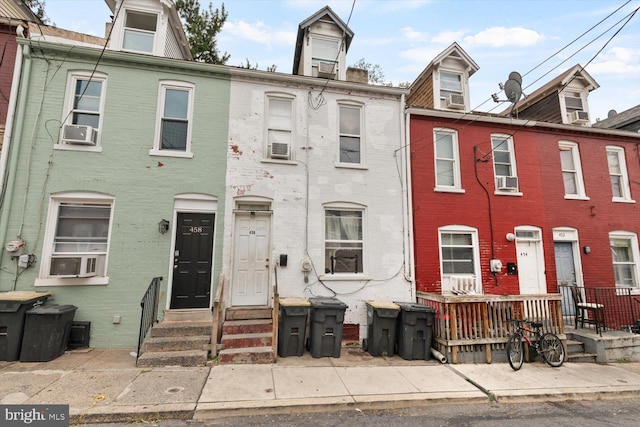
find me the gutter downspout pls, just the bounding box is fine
[400,94,416,301]
[0,40,32,269]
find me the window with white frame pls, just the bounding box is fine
[439,225,480,293]
[266,95,293,161]
[122,10,157,53]
[324,208,364,274]
[607,146,633,202]
[491,134,519,192]
[558,141,587,199]
[434,128,461,191]
[58,72,107,150]
[150,81,194,158]
[610,231,640,289]
[312,37,340,78]
[338,104,363,165]
[440,71,463,108]
[36,192,114,286]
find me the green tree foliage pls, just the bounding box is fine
[239,58,277,72]
[351,58,390,86]
[175,0,229,64]
[24,0,48,23]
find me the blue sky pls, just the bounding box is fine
[43,0,640,122]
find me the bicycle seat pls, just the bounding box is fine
[530,321,543,328]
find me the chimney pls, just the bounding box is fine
[346,67,368,84]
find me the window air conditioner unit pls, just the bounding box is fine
[317,61,336,77]
[269,142,290,160]
[446,94,465,110]
[570,110,589,124]
[497,176,519,191]
[62,124,97,145]
[50,255,99,278]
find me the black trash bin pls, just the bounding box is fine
[364,301,399,357]
[278,298,310,357]
[20,304,77,362]
[0,291,51,361]
[309,297,347,358]
[395,302,436,360]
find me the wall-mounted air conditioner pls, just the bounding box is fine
[269,142,290,160]
[62,124,97,145]
[570,110,589,124]
[50,255,99,278]
[446,94,465,110]
[497,176,519,191]
[317,61,336,78]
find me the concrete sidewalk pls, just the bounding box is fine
[1,347,640,424]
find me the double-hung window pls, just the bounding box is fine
[58,72,107,151]
[123,10,157,53]
[607,146,633,202]
[558,141,587,199]
[266,95,293,161]
[325,208,364,275]
[440,71,463,109]
[36,192,114,286]
[491,134,519,192]
[312,37,340,78]
[439,225,480,293]
[151,81,194,158]
[338,103,363,165]
[434,128,462,191]
[610,231,640,289]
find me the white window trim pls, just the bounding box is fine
[438,225,481,294]
[55,71,107,153]
[560,89,589,124]
[433,128,463,192]
[336,101,365,167]
[121,9,159,54]
[491,134,520,194]
[263,92,295,162]
[149,80,195,159]
[35,192,114,287]
[559,140,588,200]
[609,230,640,291]
[607,146,634,203]
[311,35,342,79]
[438,69,465,110]
[321,202,367,279]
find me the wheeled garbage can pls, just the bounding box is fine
[395,302,436,360]
[0,291,51,361]
[20,304,77,362]
[363,301,399,357]
[309,297,348,358]
[278,298,310,357]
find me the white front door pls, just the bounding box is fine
[232,213,271,306]
[516,227,546,294]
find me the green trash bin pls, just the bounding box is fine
[0,291,51,361]
[278,298,310,357]
[309,297,347,358]
[364,301,399,357]
[395,302,436,361]
[20,304,77,362]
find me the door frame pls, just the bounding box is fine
[552,227,584,287]
[165,193,218,311]
[514,225,546,294]
[229,196,273,307]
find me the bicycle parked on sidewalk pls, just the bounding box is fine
[506,319,565,371]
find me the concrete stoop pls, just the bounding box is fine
[568,329,640,363]
[566,338,597,363]
[217,307,275,365]
[138,310,213,367]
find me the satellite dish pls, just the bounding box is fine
[503,78,522,104]
[608,109,617,118]
[508,71,522,85]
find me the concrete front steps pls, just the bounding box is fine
[136,310,212,367]
[566,337,597,363]
[217,307,275,364]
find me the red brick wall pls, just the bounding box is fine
[0,26,19,126]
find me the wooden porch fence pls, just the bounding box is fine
[417,292,564,364]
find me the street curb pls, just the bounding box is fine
[70,404,195,424]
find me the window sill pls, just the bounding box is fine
[494,191,523,196]
[435,187,465,194]
[35,276,109,287]
[320,274,370,282]
[564,195,590,201]
[149,149,194,159]
[261,158,297,166]
[335,163,368,170]
[54,143,103,153]
[612,198,636,204]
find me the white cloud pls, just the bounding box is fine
[431,30,467,45]
[400,27,429,43]
[463,27,545,47]
[223,20,295,46]
[587,46,640,75]
[399,46,446,64]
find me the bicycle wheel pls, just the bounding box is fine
[506,334,524,371]
[540,333,565,367]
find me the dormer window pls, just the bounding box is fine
[312,38,340,78]
[123,10,157,53]
[440,71,464,110]
[563,91,590,124]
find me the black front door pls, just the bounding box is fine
[171,212,214,309]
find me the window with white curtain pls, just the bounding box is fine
[607,146,632,202]
[610,231,640,288]
[558,141,587,199]
[434,128,461,191]
[324,209,363,274]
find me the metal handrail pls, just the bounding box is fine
[136,276,162,365]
